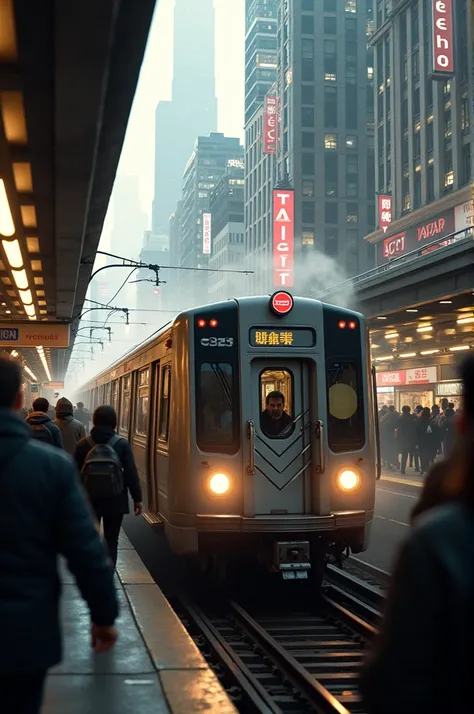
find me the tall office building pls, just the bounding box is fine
[245,0,278,123]
[244,0,278,292]
[245,0,376,294]
[366,1,473,265]
[178,132,244,304]
[208,163,246,301]
[152,0,218,235]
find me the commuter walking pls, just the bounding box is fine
[0,357,118,714]
[74,401,91,433]
[74,405,143,567]
[441,402,456,458]
[26,397,63,448]
[395,406,416,475]
[416,407,438,474]
[54,397,86,455]
[359,355,474,714]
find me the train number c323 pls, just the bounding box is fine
[200,337,234,347]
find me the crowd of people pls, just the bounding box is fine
[378,398,458,476]
[0,361,143,712]
[0,351,473,713]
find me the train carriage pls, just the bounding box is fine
[78,292,379,585]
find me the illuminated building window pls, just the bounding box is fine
[325,133,337,149]
[345,0,357,12]
[444,171,454,187]
[302,230,314,246]
[325,73,337,82]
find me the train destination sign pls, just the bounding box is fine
[250,327,316,348]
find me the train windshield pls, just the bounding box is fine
[197,362,236,451]
[327,360,365,452]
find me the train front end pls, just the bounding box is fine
[168,293,376,583]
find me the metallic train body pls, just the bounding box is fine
[78,296,378,581]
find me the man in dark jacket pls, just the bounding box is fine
[54,397,86,455]
[26,397,63,448]
[0,356,119,713]
[441,403,456,457]
[74,405,143,567]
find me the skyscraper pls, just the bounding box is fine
[152,0,218,235]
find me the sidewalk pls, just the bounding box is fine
[379,467,425,489]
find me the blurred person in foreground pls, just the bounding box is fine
[0,356,119,713]
[74,405,143,568]
[359,355,474,714]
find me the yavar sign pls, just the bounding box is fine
[377,208,455,264]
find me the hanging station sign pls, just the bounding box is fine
[273,190,294,288]
[0,323,70,348]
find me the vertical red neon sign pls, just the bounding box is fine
[432,0,454,76]
[273,189,294,288]
[263,95,278,154]
[378,195,392,233]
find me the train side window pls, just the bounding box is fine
[104,383,111,405]
[120,375,131,430]
[259,369,295,439]
[327,360,365,452]
[135,368,150,436]
[158,366,171,441]
[112,379,119,413]
[197,362,235,451]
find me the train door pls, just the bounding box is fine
[149,362,161,513]
[249,360,312,515]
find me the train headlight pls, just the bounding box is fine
[337,469,360,492]
[208,473,231,495]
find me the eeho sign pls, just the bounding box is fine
[431,0,454,78]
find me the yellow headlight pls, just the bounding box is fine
[337,469,360,491]
[208,473,230,495]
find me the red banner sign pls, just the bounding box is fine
[378,195,392,233]
[263,95,278,154]
[383,231,406,260]
[377,208,455,264]
[432,0,454,76]
[376,370,406,387]
[273,189,294,288]
[376,366,438,387]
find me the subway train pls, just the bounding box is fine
[77,292,379,585]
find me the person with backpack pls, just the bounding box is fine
[26,397,63,449]
[74,405,143,567]
[54,397,86,455]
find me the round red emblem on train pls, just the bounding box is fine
[270,291,294,316]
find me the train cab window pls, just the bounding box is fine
[259,369,295,439]
[120,375,131,430]
[158,366,171,441]
[327,360,365,452]
[135,368,149,436]
[197,363,236,451]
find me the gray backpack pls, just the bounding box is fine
[81,435,124,500]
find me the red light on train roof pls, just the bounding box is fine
[270,291,294,316]
[197,319,206,328]
[338,320,347,329]
[348,321,357,330]
[209,319,218,328]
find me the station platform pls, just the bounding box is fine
[43,531,237,714]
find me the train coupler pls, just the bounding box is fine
[273,541,311,580]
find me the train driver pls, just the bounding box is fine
[260,391,293,437]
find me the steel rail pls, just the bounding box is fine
[230,600,352,714]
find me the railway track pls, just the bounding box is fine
[173,577,384,714]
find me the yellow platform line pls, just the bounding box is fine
[380,474,424,488]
